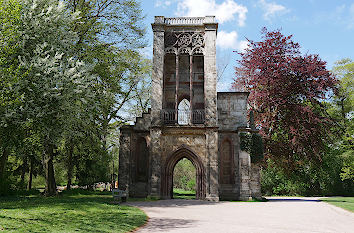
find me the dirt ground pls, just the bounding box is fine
[130,197,354,233]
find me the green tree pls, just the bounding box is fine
[332,59,354,183]
[14,0,96,195]
[63,0,149,188]
[0,0,23,192]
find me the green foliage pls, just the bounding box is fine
[0,192,147,232]
[239,132,264,163]
[173,158,196,191]
[261,149,354,196]
[0,0,149,195]
[340,150,354,181]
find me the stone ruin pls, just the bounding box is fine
[118,16,261,201]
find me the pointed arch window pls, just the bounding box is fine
[178,99,191,125]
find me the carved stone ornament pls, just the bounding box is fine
[178,47,191,55]
[177,33,192,47]
[165,47,177,54]
[192,47,204,55]
[192,33,204,47]
[164,32,204,55]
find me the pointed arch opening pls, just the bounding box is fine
[162,146,205,199]
[173,158,196,199]
[178,98,191,125]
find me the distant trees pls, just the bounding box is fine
[0,0,150,195]
[173,158,196,191]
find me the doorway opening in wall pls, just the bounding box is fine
[173,158,196,199]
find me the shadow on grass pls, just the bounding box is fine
[0,193,147,232]
[323,200,348,203]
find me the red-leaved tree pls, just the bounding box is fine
[233,28,338,168]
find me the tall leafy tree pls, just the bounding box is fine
[63,0,149,187]
[233,28,337,169]
[12,0,96,195]
[331,59,354,182]
[0,0,23,188]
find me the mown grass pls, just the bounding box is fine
[0,190,147,232]
[173,188,196,200]
[321,197,354,212]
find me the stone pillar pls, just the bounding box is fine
[189,55,193,121]
[175,55,179,120]
[151,16,165,126]
[239,150,251,200]
[203,16,218,127]
[149,16,165,198]
[149,128,162,197]
[250,164,262,199]
[118,128,131,194]
[205,129,219,201]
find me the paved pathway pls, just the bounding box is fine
[130,197,354,233]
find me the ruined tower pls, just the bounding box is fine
[118,16,261,201]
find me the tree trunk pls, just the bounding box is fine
[66,141,74,191]
[0,148,9,181]
[28,157,33,190]
[20,157,27,188]
[42,143,57,196]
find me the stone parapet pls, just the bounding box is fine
[153,16,217,26]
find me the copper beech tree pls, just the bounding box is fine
[233,28,338,168]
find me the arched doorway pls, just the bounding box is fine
[173,158,196,199]
[162,146,205,199]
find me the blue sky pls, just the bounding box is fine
[140,0,354,91]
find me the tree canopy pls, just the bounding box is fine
[0,0,150,196]
[233,28,337,167]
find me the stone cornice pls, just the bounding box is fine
[152,16,218,29]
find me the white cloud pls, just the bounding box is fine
[258,0,289,21]
[216,30,248,52]
[155,0,173,8]
[176,0,248,26]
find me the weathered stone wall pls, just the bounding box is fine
[217,92,255,200]
[204,17,218,127]
[118,127,132,194]
[133,110,151,131]
[160,127,207,164]
[218,132,240,200]
[128,131,150,198]
[217,92,249,131]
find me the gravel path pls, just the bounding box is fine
[130,197,354,233]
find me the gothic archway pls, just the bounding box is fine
[162,146,206,199]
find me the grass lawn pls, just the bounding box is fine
[321,197,354,212]
[173,188,196,200]
[0,191,147,232]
